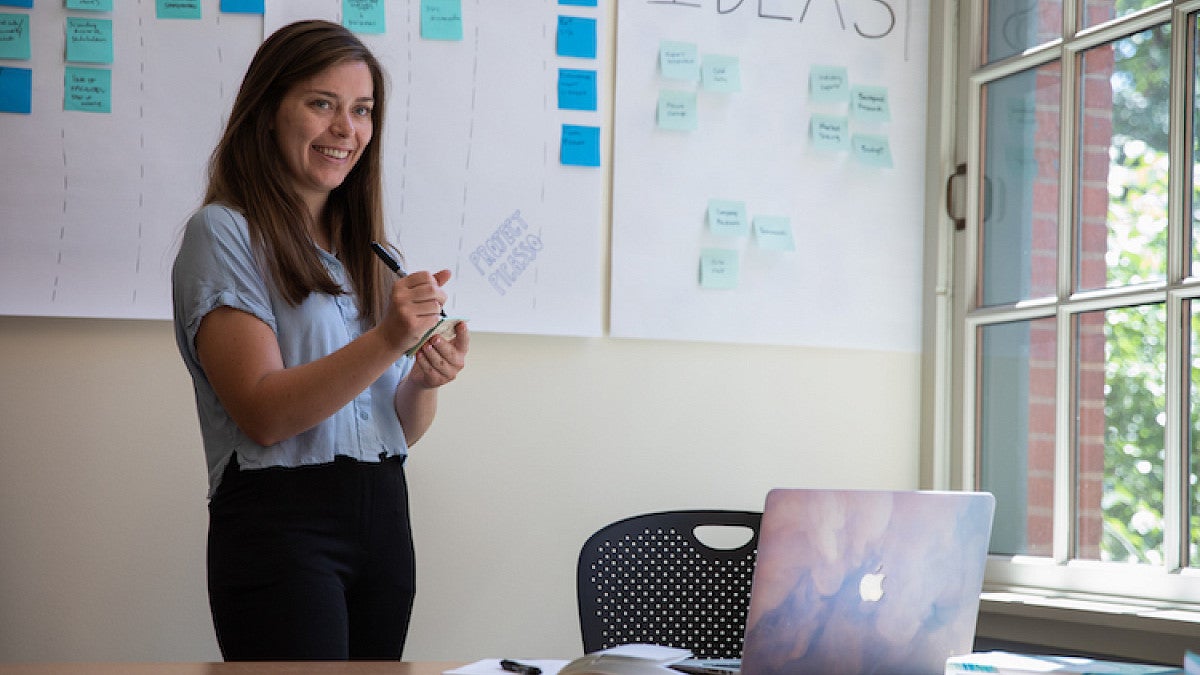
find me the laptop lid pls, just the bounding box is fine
[738,489,995,675]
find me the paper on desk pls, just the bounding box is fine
[444,659,570,675]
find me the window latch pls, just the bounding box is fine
[945,163,967,231]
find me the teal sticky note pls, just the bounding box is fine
[0,0,31,7]
[657,89,697,131]
[659,40,698,82]
[0,13,30,60]
[67,0,114,10]
[156,0,201,19]
[0,66,31,113]
[707,199,748,237]
[557,16,596,59]
[421,0,462,40]
[344,0,385,34]
[809,65,849,103]
[64,66,111,113]
[701,54,740,93]
[810,114,850,151]
[66,17,113,64]
[561,124,600,167]
[700,249,739,290]
[852,133,894,168]
[753,216,795,251]
[558,68,597,111]
[220,0,263,12]
[851,85,891,122]
[559,0,597,5]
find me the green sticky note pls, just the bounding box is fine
[67,0,113,10]
[421,0,463,40]
[561,124,601,167]
[344,0,385,34]
[659,40,698,82]
[852,133,893,168]
[753,216,795,251]
[557,15,596,58]
[0,13,30,60]
[707,199,748,237]
[809,65,849,103]
[810,114,850,151]
[851,85,891,123]
[700,249,739,290]
[701,54,740,93]
[66,17,113,64]
[657,89,697,131]
[64,66,111,113]
[156,0,201,19]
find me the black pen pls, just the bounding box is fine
[500,660,541,675]
[371,241,446,318]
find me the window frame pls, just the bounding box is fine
[944,0,1200,609]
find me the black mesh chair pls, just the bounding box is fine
[576,510,762,660]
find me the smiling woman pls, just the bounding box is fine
[170,20,470,662]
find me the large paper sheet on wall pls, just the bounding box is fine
[0,0,606,338]
[610,0,928,353]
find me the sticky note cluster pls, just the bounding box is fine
[655,38,741,132]
[807,64,894,168]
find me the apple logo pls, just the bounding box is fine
[858,571,886,602]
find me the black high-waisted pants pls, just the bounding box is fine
[207,454,415,661]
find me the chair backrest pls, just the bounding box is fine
[576,509,762,659]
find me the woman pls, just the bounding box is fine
[171,20,469,661]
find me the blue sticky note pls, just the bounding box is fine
[561,124,600,167]
[344,0,385,34]
[707,199,748,237]
[810,114,850,151]
[852,133,894,168]
[0,13,30,60]
[68,0,114,11]
[753,216,795,251]
[851,85,891,122]
[657,89,697,131]
[810,65,849,103]
[700,249,739,290]
[556,16,596,59]
[659,40,698,82]
[64,66,111,113]
[220,0,263,13]
[157,0,201,19]
[0,0,32,7]
[421,0,462,41]
[701,54,740,93]
[558,68,597,111]
[559,0,597,5]
[0,66,31,113]
[66,17,114,64]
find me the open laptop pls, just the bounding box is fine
[673,488,995,675]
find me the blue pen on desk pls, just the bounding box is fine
[371,241,446,318]
[500,660,541,675]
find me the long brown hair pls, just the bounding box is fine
[205,19,393,326]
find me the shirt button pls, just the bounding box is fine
[359,411,369,421]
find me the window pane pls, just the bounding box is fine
[979,318,1057,557]
[1191,302,1200,567]
[1076,26,1170,292]
[1075,305,1165,564]
[1081,1,1166,30]
[1192,19,1200,276]
[983,1,1063,64]
[979,63,1061,307]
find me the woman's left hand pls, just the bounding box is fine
[410,319,470,388]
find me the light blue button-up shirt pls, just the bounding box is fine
[172,203,413,498]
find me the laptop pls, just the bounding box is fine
[673,488,995,675]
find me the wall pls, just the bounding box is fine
[0,317,920,662]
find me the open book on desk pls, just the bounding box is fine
[946,651,1183,674]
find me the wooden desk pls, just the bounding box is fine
[0,663,466,675]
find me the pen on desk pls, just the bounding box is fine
[371,241,447,318]
[500,660,541,675]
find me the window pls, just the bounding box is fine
[955,1,1200,604]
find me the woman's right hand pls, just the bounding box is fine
[378,269,451,353]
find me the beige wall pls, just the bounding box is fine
[0,316,920,662]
